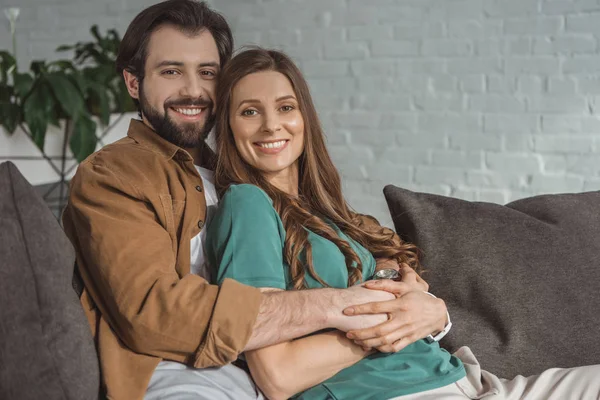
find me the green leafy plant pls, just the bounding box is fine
[0,25,135,162]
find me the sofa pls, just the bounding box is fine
[1,160,599,399]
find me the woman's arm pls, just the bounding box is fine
[245,288,373,400]
[205,186,379,397]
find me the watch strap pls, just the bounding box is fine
[423,292,452,343]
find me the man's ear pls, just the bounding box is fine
[123,70,140,100]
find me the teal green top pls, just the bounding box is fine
[206,184,465,400]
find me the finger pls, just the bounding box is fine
[353,327,408,349]
[399,266,417,281]
[347,313,415,341]
[376,336,414,353]
[413,273,429,291]
[398,266,429,291]
[347,318,399,340]
[343,298,405,316]
[363,279,409,295]
[398,266,421,284]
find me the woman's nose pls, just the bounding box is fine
[262,112,282,134]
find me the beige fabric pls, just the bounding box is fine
[392,346,600,399]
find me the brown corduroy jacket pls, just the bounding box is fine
[62,119,263,400]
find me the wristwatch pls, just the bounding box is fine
[372,268,401,281]
[423,292,452,343]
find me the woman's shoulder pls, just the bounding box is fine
[207,184,281,240]
[220,184,275,212]
[223,183,272,201]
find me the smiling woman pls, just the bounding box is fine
[206,47,600,400]
[207,48,454,400]
[229,70,305,195]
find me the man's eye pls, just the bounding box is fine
[201,70,216,76]
[162,70,179,75]
[242,109,257,116]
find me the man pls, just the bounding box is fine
[62,1,450,399]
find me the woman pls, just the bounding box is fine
[206,48,600,400]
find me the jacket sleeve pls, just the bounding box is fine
[63,160,262,368]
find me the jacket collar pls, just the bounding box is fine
[127,119,183,160]
[126,118,217,169]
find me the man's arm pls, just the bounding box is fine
[64,160,263,368]
[245,285,394,351]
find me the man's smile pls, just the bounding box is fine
[170,106,207,121]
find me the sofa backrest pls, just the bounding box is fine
[0,161,99,400]
[385,184,600,378]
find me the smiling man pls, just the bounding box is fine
[61,1,450,399]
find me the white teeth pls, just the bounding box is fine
[175,108,202,116]
[258,140,286,149]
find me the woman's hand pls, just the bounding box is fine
[342,267,447,353]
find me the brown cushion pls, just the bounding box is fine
[384,185,600,378]
[0,162,99,399]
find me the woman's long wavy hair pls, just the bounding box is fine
[214,48,420,290]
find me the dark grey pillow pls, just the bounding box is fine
[384,185,600,379]
[0,162,99,400]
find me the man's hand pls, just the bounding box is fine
[328,285,395,332]
[342,268,447,353]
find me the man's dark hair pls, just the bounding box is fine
[116,0,233,79]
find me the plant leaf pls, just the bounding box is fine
[0,103,21,134]
[48,60,76,72]
[70,114,98,162]
[0,83,12,102]
[0,51,16,82]
[46,72,84,117]
[23,83,53,151]
[0,50,16,65]
[90,25,102,42]
[14,72,34,98]
[30,60,48,76]
[66,69,87,94]
[56,45,74,52]
[88,82,110,126]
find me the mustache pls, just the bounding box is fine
[165,97,213,109]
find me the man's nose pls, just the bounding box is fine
[181,74,207,99]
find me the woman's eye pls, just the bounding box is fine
[241,109,257,116]
[280,105,294,112]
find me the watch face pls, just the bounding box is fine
[375,269,399,280]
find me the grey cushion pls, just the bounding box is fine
[384,185,600,379]
[0,162,99,400]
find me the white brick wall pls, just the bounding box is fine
[2,0,600,227]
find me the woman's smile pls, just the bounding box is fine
[254,139,290,154]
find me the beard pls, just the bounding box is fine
[138,83,216,149]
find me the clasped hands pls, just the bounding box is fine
[334,262,447,354]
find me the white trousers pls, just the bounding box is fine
[146,347,600,400]
[145,361,265,400]
[392,346,600,400]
